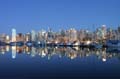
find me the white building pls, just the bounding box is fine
[12,28,16,42]
[31,30,36,41]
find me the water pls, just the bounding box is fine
[0,46,120,78]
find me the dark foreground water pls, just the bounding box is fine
[0,47,120,79]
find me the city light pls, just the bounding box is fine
[86,40,91,45]
[0,25,120,61]
[0,25,120,47]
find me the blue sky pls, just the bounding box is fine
[0,0,120,34]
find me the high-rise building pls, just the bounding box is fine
[31,30,36,41]
[101,25,107,39]
[25,33,31,42]
[79,30,86,42]
[68,28,78,42]
[6,35,10,43]
[12,28,16,42]
[16,33,24,42]
[37,29,47,42]
[47,28,54,42]
[0,34,6,42]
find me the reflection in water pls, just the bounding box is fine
[0,46,120,62]
[12,46,16,59]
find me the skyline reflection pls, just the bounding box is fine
[0,46,120,62]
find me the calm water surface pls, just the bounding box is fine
[0,47,120,78]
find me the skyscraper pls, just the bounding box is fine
[31,30,36,41]
[25,33,31,42]
[16,33,24,42]
[12,28,16,42]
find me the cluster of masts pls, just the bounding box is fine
[0,25,120,47]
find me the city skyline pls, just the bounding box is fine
[0,25,120,41]
[0,0,120,78]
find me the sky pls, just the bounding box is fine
[0,0,120,34]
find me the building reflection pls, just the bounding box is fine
[0,46,120,62]
[11,46,16,59]
[0,46,10,54]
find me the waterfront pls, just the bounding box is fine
[0,0,120,78]
[0,26,120,78]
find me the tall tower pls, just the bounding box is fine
[31,30,36,41]
[12,28,16,42]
